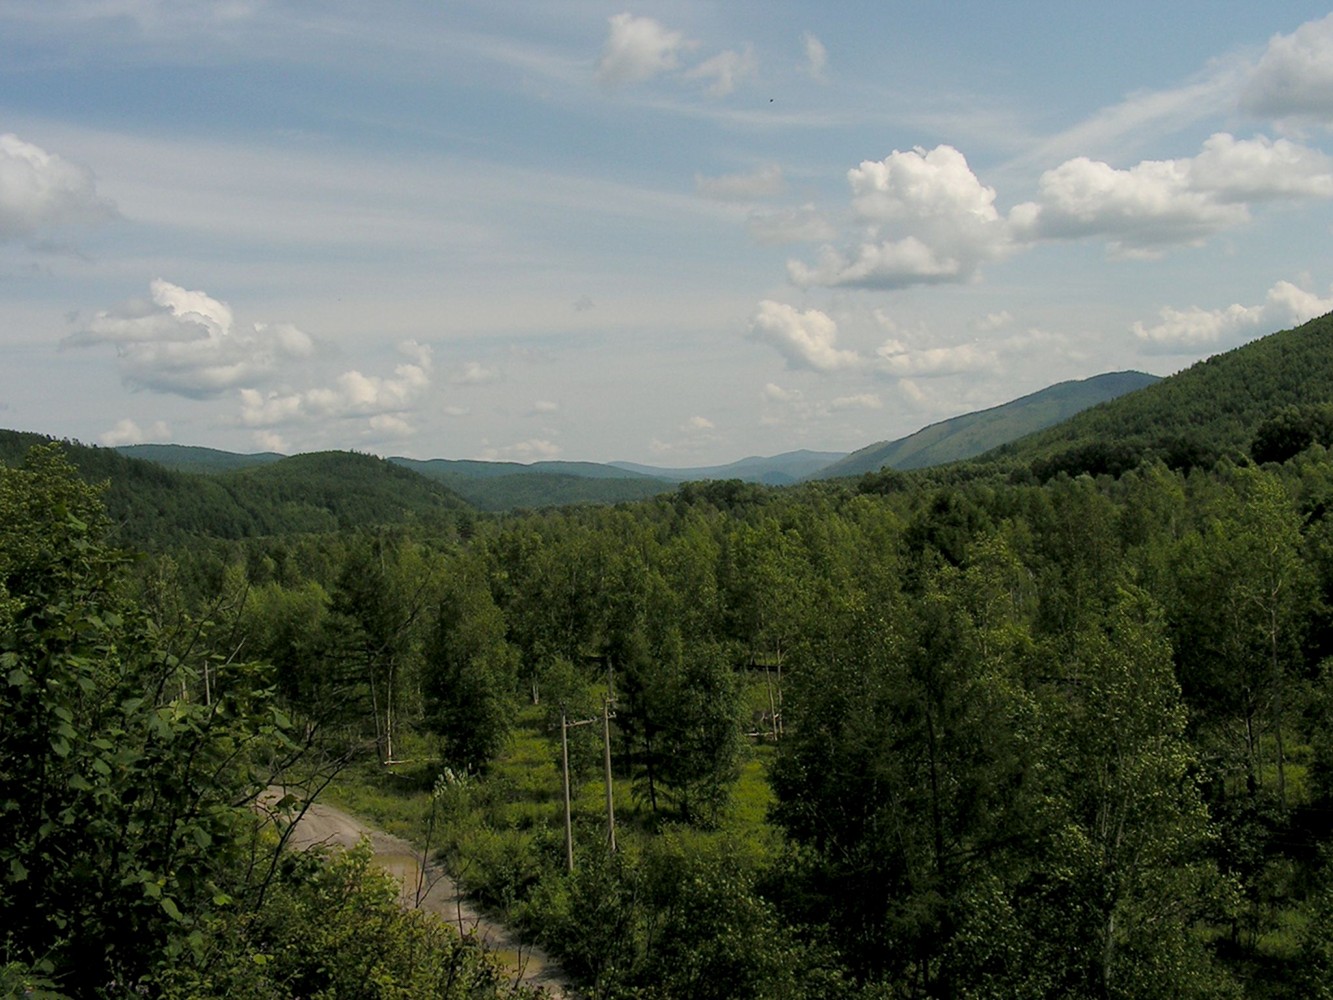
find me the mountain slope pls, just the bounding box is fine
[985,311,1333,468]
[815,371,1160,479]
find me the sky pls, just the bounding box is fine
[3,2,1333,465]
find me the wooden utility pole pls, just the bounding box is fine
[561,709,574,873]
[603,697,617,853]
[559,709,598,872]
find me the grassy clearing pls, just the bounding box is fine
[322,687,784,903]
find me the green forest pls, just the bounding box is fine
[7,314,1333,998]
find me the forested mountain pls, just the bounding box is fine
[988,311,1333,474]
[391,456,675,510]
[416,470,673,511]
[1,431,471,547]
[815,370,1160,478]
[121,445,834,508]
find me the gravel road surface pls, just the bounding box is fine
[261,785,573,998]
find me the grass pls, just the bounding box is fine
[322,692,785,904]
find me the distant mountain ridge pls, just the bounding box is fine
[118,443,285,473]
[389,457,663,481]
[813,371,1161,480]
[610,450,847,485]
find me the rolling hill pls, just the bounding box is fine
[1,432,471,547]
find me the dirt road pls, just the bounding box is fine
[261,786,573,999]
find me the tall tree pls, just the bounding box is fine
[1032,586,1238,999]
[422,553,519,773]
[0,446,291,992]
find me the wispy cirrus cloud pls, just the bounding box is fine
[695,164,786,202]
[801,32,827,83]
[684,44,756,97]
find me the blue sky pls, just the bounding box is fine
[3,2,1333,464]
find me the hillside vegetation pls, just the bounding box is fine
[391,457,674,510]
[0,432,471,547]
[816,370,1159,478]
[988,311,1333,473]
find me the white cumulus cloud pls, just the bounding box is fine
[481,438,562,462]
[452,360,501,385]
[748,300,862,372]
[1010,155,1246,253]
[829,393,881,411]
[790,145,1010,288]
[239,340,433,435]
[974,310,1014,332]
[875,339,994,378]
[1133,280,1333,352]
[99,418,170,447]
[1188,132,1333,200]
[763,382,801,404]
[1240,14,1333,124]
[1011,133,1333,254]
[66,279,315,398]
[596,13,688,86]
[0,133,115,243]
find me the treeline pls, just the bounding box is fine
[108,438,1333,998]
[0,430,471,548]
